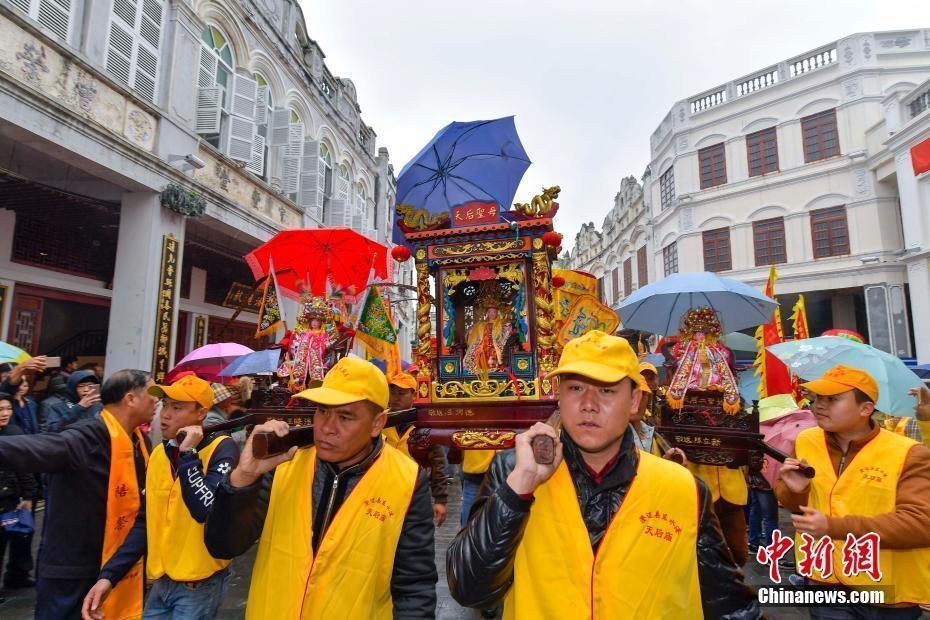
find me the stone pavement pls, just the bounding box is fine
[6,482,924,619]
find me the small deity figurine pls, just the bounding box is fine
[463,303,515,375]
[278,295,340,388]
[666,307,741,413]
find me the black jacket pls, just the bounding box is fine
[42,371,103,433]
[0,424,38,512]
[205,436,437,618]
[446,429,762,619]
[0,417,149,583]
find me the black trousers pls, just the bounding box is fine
[35,575,97,620]
[0,526,33,583]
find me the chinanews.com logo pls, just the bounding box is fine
[754,529,889,607]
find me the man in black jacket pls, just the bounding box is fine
[205,357,437,618]
[0,369,157,620]
[447,330,761,619]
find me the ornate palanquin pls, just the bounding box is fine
[399,211,562,463]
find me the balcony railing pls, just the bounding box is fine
[905,81,930,120]
[690,89,727,114]
[735,67,778,97]
[788,46,837,78]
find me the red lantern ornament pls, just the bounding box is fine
[541,231,563,248]
[551,275,565,289]
[391,245,411,262]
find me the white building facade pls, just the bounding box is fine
[0,0,415,376]
[569,29,930,361]
[565,175,652,310]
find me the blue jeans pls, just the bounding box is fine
[747,489,779,547]
[460,475,483,527]
[142,568,231,620]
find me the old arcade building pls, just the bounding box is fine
[0,0,407,378]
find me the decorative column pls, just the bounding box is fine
[531,238,556,379]
[105,192,186,377]
[414,249,434,399]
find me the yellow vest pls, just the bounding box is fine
[246,444,419,619]
[687,462,748,505]
[796,427,930,604]
[462,449,497,474]
[145,436,232,582]
[382,426,414,459]
[503,451,703,619]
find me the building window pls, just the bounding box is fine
[699,143,727,189]
[663,243,679,276]
[249,72,273,178]
[200,25,234,106]
[660,167,675,210]
[105,0,164,102]
[623,258,633,298]
[802,109,839,163]
[702,227,732,272]
[637,245,648,286]
[320,143,334,198]
[597,276,606,303]
[746,127,779,176]
[10,0,73,42]
[810,206,850,258]
[753,217,787,266]
[337,164,351,199]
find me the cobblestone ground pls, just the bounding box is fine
[5,485,926,619]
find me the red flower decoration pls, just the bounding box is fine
[551,275,565,288]
[541,231,563,247]
[390,245,411,262]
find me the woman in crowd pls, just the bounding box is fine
[0,392,38,592]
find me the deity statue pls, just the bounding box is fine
[463,288,516,375]
[278,295,340,387]
[666,307,741,414]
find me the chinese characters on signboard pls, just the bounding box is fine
[451,201,499,228]
[152,235,179,382]
[223,282,263,313]
[194,315,207,349]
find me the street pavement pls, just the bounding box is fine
[5,480,918,619]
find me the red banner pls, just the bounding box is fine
[911,136,930,176]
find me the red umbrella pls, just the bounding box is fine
[245,229,388,300]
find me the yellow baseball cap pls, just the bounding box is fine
[801,365,879,403]
[149,375,214,408]
[548,330,644,389]
[387,371,417,391]
[295,357,389,410]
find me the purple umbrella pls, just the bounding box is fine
[166,343,254,383]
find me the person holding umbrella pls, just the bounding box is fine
[777,365,930,614]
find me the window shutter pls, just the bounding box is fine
[105,0,162,101]
[351,204,364,231]
[246,133,266,177]
[105,19,134,88]
[222,115,256,162]
[298,140,323,221]
[230,73,258,120]
[337,174,349,200]
[327,199,350,227]
[195,86,222,134]
[11,0,72,42]
[37,0,72,41]
[198,45,217,89]
[281,123,305,194]
[268,108,292,147]
[254,85,269,126]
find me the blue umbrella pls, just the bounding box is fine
[392,116,531,245]
[767,337,923,416]
[618,272,777,335]
[218,349,281,377]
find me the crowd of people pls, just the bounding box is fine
[0,333,926,619]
